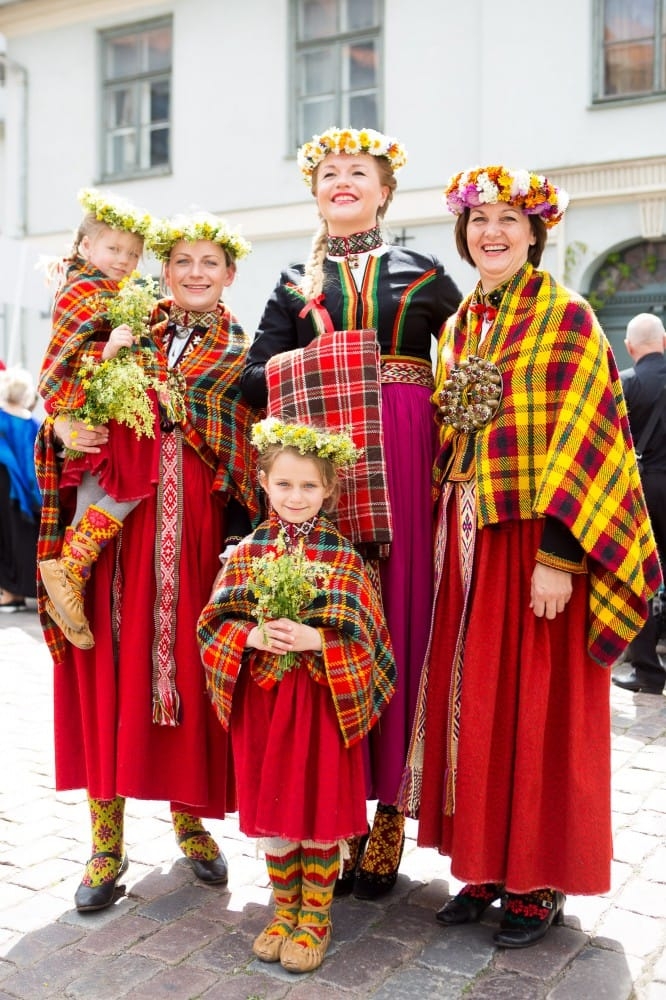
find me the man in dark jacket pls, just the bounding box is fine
[613,312,666,695]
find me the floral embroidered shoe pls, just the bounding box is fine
[493,888,566,948]
[436,882,504,925]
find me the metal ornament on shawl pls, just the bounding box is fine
[438,355,503,432]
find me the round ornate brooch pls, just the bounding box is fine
[437,355,503,432]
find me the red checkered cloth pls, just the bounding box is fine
[265,329,392,546]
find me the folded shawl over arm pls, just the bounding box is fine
[434,264,662,666]
[198,515,397,748]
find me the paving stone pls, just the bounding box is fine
[129,913,223,963]
[467,969,548,999]
[372,964,469,999]
[66,952,162,999]
[120,963,219,999]
[547,943,634,999]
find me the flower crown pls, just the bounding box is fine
[146,212,252,262]
[251,417,363,469]
[443,166,569,229]
[78,188,152,238]
[297,127,408,187]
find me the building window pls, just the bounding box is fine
[100,18,172,179]
[597,0,666,100]
[292,0,383,146]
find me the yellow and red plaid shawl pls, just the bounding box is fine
[197,514,397,748]
[434,264,661,666]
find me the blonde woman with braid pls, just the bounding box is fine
[241,127,462,899]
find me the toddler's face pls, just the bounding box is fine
[80,226,143,281]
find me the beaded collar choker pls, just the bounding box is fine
[327,226,384,266]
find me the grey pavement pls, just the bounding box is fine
[1,604,665,1000]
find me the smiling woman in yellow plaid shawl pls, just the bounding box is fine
[401,165,661,950]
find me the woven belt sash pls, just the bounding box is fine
[381,357,434,389]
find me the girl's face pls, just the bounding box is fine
[314,153,389,237]
[465,202,536,291]
[260,450,333,524]
[164,240,235,312]
[80,227,143,281]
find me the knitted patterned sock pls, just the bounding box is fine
[262,842,301,940]
[171,810,220,861]
[80,795,125,888]
[292,841,338,948]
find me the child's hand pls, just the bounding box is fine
[246,619,322,655]
[102,324,135,360]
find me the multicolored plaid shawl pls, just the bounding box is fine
[265,328,392,546]
[197,514,397,747]
[35,295,262,665]
[38,259,118,413]
[149,299,262,520]
[434,263,662,666]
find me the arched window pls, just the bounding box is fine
[588,239,666,363]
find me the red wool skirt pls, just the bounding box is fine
[417,503,612,896]
[60,391,161,503]
[230,662,369,843]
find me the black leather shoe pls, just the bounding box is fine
[612,670,664,695]
[186,852,229,885]
[334,829,369,897]
[436,882,504,925]
[493,889,565,948]
[74,852,129,912]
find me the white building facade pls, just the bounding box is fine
[0,0,664,379]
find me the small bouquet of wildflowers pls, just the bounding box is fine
[103,270,160,337]
[248,527,332,678]
[65,272,166,457]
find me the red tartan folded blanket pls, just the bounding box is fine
[265,328,393,546]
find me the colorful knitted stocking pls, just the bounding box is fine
[171,810,220,861]
[80,795,125,888]
[252,842,302,963]
[65,505,123,582]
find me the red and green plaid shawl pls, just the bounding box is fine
[197,514,397,748]
[265,327,392,546]
[39,259,118,413]
[149,299,262,519]
[434,263,662,666]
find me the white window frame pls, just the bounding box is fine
[100,17,172,181]
[290,0,384,149]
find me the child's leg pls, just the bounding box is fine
[280,840,339,974]
[40,473,137,646]
[253,840,302,963]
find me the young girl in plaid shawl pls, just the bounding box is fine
[400,165,661,948]
[197,418,397,974]
[241,126,462,900]
[36,213,260,915]
[38,188,155,649]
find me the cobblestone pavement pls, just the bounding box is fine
[1,605,665,999]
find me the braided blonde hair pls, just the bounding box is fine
[300,154,397,302]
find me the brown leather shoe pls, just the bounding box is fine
[39,559,92,635]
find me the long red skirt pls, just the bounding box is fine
[54,439,235,818]
[231,663,368,842]
[417,497,612,895]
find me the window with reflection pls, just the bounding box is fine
[101,18,172,179]
[292,0,382,146]
[598,0,666,99]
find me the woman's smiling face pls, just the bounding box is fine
[466,202,536,291]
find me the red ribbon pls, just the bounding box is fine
[469,302,498,324]
[298,294,335,333]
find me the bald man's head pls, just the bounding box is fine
[625,313,666,361]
